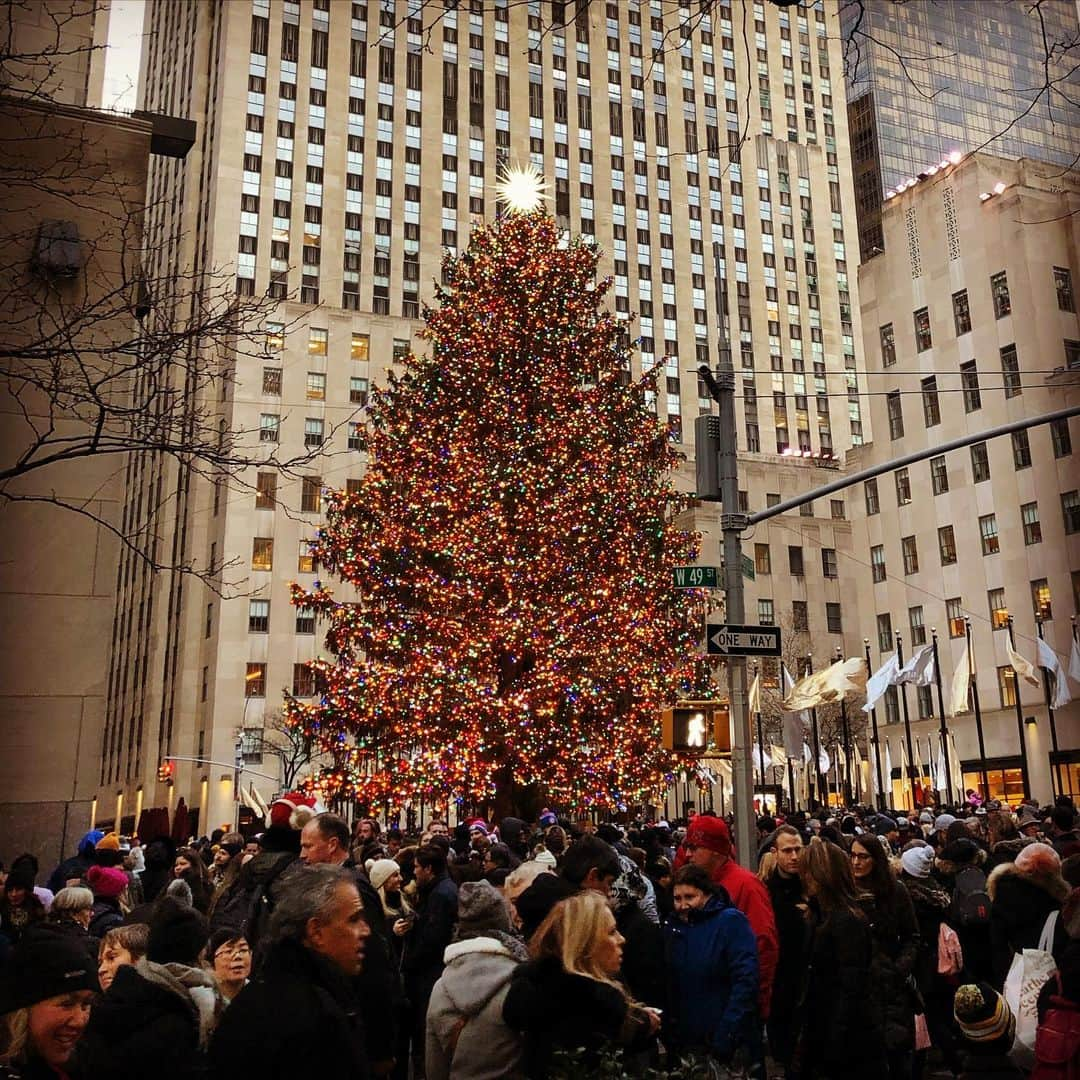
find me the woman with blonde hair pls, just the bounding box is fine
[502,890,659,1077]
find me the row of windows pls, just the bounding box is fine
[241,660,323,699]
[868,492,1077,583]
[879,266,1075,366]
[754,599,845,634]
[753,543,839,578]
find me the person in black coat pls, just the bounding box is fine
[850,834,920,1080]
[209,864,372,1080]
[762,825,808,1068]
[792,839,887,1080]
[503,890,659,1077]
[610,856,666,1010]
[77,898,218,1080]
[987,843,1070,990]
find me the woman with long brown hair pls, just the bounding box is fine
[502,890,660,1076]
[792,838,887,1079]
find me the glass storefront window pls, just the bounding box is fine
[961,764,1023,804]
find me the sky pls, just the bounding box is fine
[101,0,145,112]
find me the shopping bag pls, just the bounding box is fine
[1006,910,1060,1070]
[915,1013,932,1051]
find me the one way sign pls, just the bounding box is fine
[706,623,782,657]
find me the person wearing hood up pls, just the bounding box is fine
[425,881,527,1080]
[46,830,104,895]
[663,864,758,1067]
[77,897,221,1080]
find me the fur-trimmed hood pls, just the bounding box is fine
[987,859,1070,904]
[137,958,222,1048]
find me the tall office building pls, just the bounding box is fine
[848,152,1079,805]
[96,0,868,832]
[842,0,1080,261]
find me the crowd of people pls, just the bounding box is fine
[0,791,1078,1079]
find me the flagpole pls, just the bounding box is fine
[1038,617,1062,799]
[865,638,885,810]
[834,647,853,806]
[806,653,824,812]
[895,632,918,810]
[966,618,989,800]
[754,662,767,812]
[931,628,953,806]
[1006,615,1032,800]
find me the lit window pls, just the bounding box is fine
[351,333,370,361]
[997,666,1016,708]
[1031,579,1052,621]
[248,600,270,633]
[255,472,276,509]
[306,372,326,400]
[988,588,1008,630]
[252,537,273,571]
[1021,502,1041,545]
[946,598,965,638]
[308,327,328,355]
[245,662,267,698]
[979,514,999,555]
[755,544,771,575]
[265,321,285,352]
[298,540,317,573]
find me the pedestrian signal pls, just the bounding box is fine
[157,760,174,783]
[662,702,731,755]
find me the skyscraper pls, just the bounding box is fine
[843,0,1080,261]
[100,0,867,831]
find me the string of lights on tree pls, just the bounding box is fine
[285,165,709,813]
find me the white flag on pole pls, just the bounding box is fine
[1037,637,1073,709]
[748,672,762,715]
[854,739,864,801]
[936,735,948,795]
[781,665,809,758]
[884,737,893,798]
[896,645,935,687]
[1006,641,1041,687]
[863,653,900,713]
[1069,637,1080,684]
[950,643,971,716]
[949,732,964,801]
[819,745,831,776]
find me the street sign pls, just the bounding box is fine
[673,565,719,589]
[741,554,755,580]
[705,623,782,657]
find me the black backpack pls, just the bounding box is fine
[951,865,991,927]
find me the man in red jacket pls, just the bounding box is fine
[680,815,779,1023]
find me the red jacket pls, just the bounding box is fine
[675,845,779,1019]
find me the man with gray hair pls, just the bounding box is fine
[208,864,373,1078]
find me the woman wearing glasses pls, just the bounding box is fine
[848,833,921,1080]
[207,931,251,1005]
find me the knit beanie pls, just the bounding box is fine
[901,845,935,879]
[934,813,957,832]
[367,858,401,892]
[87,865,128,900]
[455,880,513,937]
[95,832,121,853]
[4,867,36,894]
[0,927,99,1012]
[684,816,732,857]
[148,897,209,965]
[954,983,1015,1046]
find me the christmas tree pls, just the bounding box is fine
[287,204,701,813]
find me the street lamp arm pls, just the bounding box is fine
[162,754,280,784]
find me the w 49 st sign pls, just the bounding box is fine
[705,623,782,657]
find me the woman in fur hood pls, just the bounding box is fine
[987,841,1070,990]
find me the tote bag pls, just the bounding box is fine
[1005,909,1060,1070]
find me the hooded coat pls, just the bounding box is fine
[77,957,221,1080]
[46,830,102,894]
[425,937,525,1080]
[987,861,1069,989]
[662,891,758,1060]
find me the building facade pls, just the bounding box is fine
[842,0,1080,261]
[94,0,871,833]
[848,152,1080,806]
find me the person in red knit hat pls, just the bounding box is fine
[679,816,779,1030]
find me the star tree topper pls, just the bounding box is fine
[494,161,550,214]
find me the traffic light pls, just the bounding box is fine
[157,760,174,783]
[662,701,731,755]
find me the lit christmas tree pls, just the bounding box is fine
[287,198,701,814]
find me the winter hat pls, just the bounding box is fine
[953,983,1015,1045]
[538,810,558,828]
[901,846,935,879]
[515,872,576,942]
[532,847,558,869]
[684,816,732,857]
[77,830,105,856]
[95,832,121,853]
[367,858,401,892]
[940,837,980,865]
[919,811,934,825]
[934,813,957,832]
[87,865,128,900]
[1017,804,1041,828]
[0,927,99,1012]
[467,819,488,835]
[456,880,513,937]
[268,791,317,831]
[164,878,194,907]
[873,816,895,836]
[610,854,648,914]
[4,867,36,894]
[148,897,209,966]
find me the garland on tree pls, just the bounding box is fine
[286,210,706,812]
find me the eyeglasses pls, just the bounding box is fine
[849,852,872,861]
[214,944,251,960]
